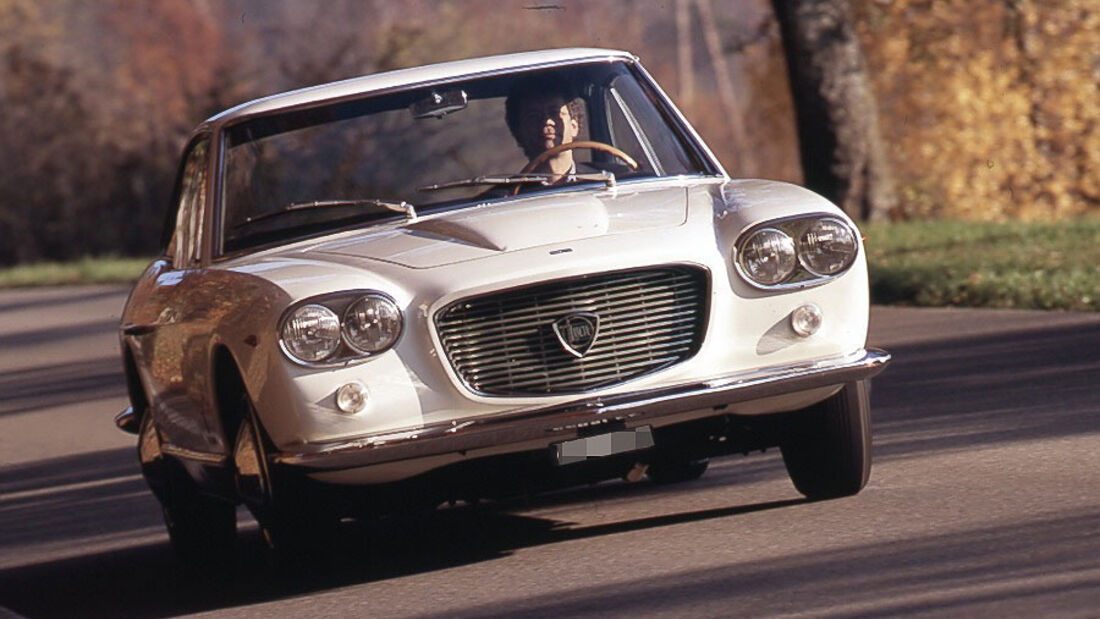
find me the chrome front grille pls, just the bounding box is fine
[436,267,708,395]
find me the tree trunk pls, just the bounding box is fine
[771,0,896,221]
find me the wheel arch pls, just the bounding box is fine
[211,344,250,452]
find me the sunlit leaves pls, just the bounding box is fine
[854,0,1100,220]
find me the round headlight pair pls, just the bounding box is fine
[737,217,858,287]
[281,295,402,364]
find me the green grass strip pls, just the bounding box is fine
[0,256,152,288]
[864,218,1099,311]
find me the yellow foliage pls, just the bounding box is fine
[854,0,1100,219]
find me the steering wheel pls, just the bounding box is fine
[520,140,639,175]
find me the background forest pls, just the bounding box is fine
[1,0,1097,265]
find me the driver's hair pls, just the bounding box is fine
[504,74,585,155]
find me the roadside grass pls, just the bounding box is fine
[0,219,1097,312]
[864,217,1099,311]
[0,256,151,288]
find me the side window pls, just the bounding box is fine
[166,139,210,268]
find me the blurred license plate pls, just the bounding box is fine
[553,426,654,465]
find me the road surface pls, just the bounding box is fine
[1,285,1097,618]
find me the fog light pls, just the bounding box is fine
[335,382,368,414]
[791,304,822,337]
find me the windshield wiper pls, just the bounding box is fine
[418,174,553,192]
[235,198,417,229]
[419,170,617,192]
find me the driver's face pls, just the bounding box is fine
[517,94,579,158]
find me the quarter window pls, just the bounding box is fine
[168,139,209,268]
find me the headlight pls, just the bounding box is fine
[798,217,858,276]
[281,304,341,363]
[734,214,860,289]
[737,228,797,286]
[343,294,402,354]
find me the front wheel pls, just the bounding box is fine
[139,411,237,569]
[161,490,237,570]
[234,404,337,560]
[779,381,872,500]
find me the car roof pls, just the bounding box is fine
[205,48,636,127]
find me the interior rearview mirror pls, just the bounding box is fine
[410,89,468,120]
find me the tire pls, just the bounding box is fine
[234,401,336,561]
[779,380,872,500]
[161,488,238,571]
[646,457,709,484]
[138,410,237,570]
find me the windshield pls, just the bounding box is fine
[220,61,714,254]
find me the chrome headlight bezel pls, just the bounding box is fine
[733,214,860,290]
[278,290,403,366]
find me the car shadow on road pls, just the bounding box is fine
[5,487,1099,618]
[0,475,805,619]
[414,507,1100,618]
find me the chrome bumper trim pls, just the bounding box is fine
[274,348,891,471]
[115,405,139,434]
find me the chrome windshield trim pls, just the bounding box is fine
[211,53,634,129]
[274,348,890,470]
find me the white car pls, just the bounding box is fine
[116,48,890,562]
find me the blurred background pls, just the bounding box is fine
[1,0,1097,267]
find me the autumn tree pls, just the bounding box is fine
[771,0,896,220]
[0,2,104,264]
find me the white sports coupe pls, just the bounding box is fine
[116,48,890,562]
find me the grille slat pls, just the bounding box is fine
[484,356,688,392]
[436,267,708,395]
[449,280,697,321]
[460,330,699,370]
[465,338,698,381]
[443,308,702,357]
[440,285,699,333]
[451,325,699,366]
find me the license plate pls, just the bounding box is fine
[553,426,655,465]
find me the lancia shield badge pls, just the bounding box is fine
[552,312,600,358]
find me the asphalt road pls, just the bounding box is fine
[1,285,1098,618]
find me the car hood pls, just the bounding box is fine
[308,184,690,269]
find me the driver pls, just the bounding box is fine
[504,76,587,184]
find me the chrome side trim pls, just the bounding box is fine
[274,348,891,471]
[161,443,231,466]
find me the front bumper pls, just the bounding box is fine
[274,347,890,473]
